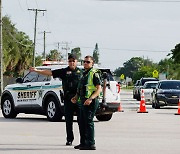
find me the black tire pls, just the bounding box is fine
[96,114,112,121]
[46,97,63,122]
[1,95,17,118]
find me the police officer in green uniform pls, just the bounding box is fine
[30,54,83,146]
[71,55,102,150]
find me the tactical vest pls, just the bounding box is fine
[85,68,99,98]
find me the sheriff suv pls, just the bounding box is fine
[1,65,121,122]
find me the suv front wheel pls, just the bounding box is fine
[1,96,17,118]
[46,97,63,122]
[96,114,112,121]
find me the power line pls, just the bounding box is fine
[61,42,71,62]
[3,27,33,47]
[44,12,57,44]
[73,46,169,53]
[25,0,34,29]
[17,0,24,11]
[28,8,47,67]
[34,0,39,8]
[100,47,169,53]
[39,31,51,59]
[99,0,180,2]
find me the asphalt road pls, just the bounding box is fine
[0,89,180,154]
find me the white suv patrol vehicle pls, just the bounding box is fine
[1,65,121,122]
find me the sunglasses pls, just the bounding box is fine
[83,60,91,64]
[68,60,75,62]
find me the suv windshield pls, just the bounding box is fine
[141,78,158,86]
[159,81,180,90]
[144,83,157,89]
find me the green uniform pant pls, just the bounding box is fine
[64,98,82,142]
[79,98,99,146]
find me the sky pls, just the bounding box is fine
[3,0,180,70]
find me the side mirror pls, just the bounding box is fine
[16,77,23,83]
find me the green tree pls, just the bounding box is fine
[93,43,99,64]
[168,44,180,79]
[2,16,33,77]
[46,49,62,61]
[133,66,156,82]
[35,55,43,66]
[114,57,159,83]
[114,57,144,79]
[158,58,180,80]
[169,43,180,64]
[71,47,81,61]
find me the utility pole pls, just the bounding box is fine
[61,41,71,63]
[28,8,47,67]
[39,31,51,60]
[0,0,3,95]
[57,42,60,51]
[54,42,62,61]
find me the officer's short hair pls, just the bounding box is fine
[84,55,94,62]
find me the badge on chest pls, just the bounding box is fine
[66,71,72,75]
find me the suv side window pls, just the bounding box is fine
[37,74,51,82]
[135,80,140,86]
[100,69,114,81]
[23,72,51,83]
[23,71,38,83]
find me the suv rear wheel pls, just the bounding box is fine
[1,96,17,118]
[96,114,112,121]
[46,97,63,122]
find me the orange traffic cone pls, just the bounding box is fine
[118,103,124,112]
[137,89,148,113]
[175,98,180,115]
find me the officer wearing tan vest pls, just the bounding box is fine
[71,55,102,150]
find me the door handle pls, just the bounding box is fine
[45,83,50,85]
[27,85,31,87]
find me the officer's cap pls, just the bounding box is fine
[68,54,77,60]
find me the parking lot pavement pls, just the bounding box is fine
[0,89,180,154]
[0,110,180,154]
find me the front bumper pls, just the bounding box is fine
[157,94,179,106]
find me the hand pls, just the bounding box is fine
[29,67,37,72]
[84,98,92,106]
[71,97,77,104]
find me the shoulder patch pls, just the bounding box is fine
[94,72,100,78]
[66,71,72,74]
[77,70,81,73]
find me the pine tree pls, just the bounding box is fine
[93,43,99,64]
